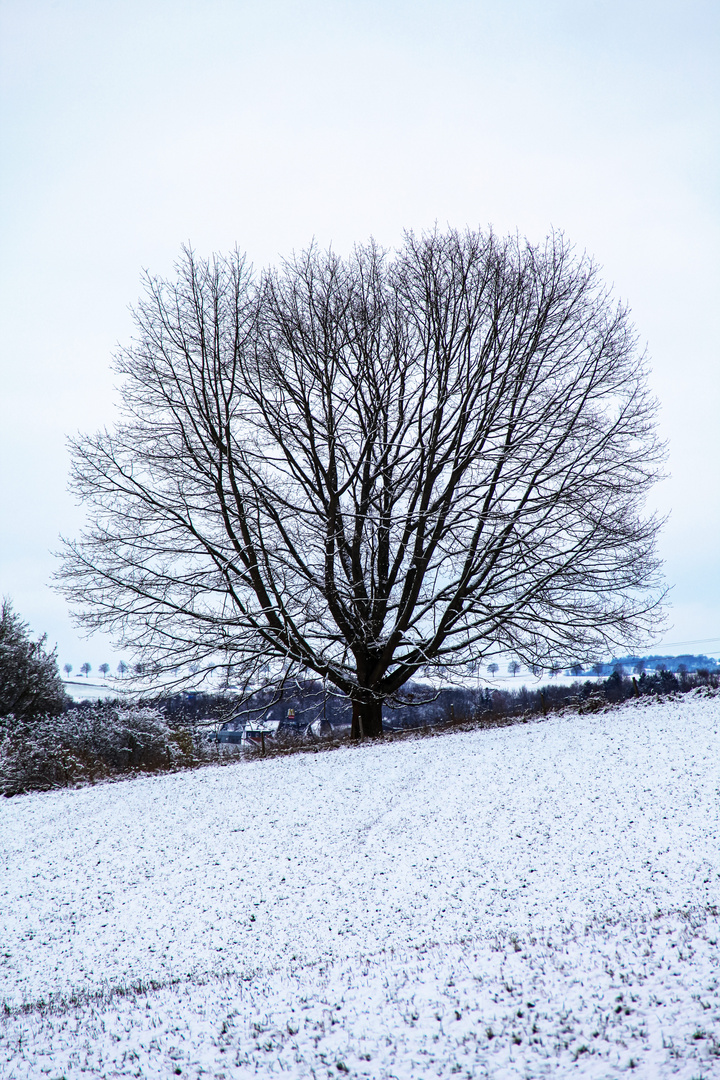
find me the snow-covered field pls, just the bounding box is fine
[1,691,719,1078]
[62,679,122,703]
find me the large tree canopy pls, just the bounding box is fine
[59,229,665,735]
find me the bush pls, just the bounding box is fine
[0,599,69,719]
[0,703,239,796]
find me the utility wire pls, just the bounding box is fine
[646,636,720,650]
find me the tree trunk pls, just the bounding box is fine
[350,698,383,739]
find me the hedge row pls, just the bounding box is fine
[0,704,239,796]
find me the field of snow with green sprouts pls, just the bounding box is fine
[1,690,719,1078]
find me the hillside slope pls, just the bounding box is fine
[2,692,719,1078]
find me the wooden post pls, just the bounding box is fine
[261,730,266,756]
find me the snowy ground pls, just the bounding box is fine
[474,671,599,692]
[1,691,719,1078]
[62,678,124,703]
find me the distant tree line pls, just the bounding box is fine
[157,663,720,736]
[576,654,719,677]
[62,661,130,679]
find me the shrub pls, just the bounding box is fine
[0,703,238,796]
[0,600,68,719]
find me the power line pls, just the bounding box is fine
[647,636,720,650]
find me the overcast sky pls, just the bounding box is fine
[1,0,719,672]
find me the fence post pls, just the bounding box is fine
[261,731,266,756]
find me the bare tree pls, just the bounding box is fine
[80,662,91,678]
[508,661,521,677]
[58,229,665,737]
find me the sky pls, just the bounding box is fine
[1,0,719,673]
